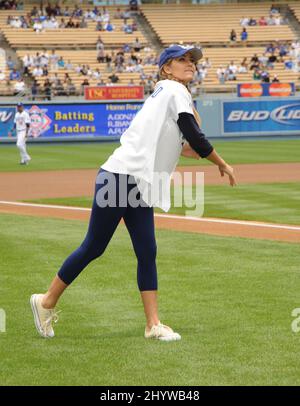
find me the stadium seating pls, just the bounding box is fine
[140,3,295,45]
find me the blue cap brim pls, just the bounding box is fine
[159,46,203,69]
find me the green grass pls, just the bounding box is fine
[25,182,300,225]
[0,139,300,172]
[0,213,300,385]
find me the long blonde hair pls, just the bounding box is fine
[158,62,202,128]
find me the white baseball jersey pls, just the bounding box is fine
[14,111,31,132]
[102,79,194,211]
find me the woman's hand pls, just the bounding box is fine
[181,143,200,160]
[218,163,237,186]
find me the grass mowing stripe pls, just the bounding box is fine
[24,182,300,226]
[0,139,300,172]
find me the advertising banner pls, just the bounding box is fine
[84,86,144,101]
[223,98,300,135]
[237,83,295,98]
[0,102,143,139]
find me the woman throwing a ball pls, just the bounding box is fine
[31,44,237,341]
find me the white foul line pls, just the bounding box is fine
[0,200,300,232]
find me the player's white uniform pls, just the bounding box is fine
[102,79,194,211]
[14,110,31,163]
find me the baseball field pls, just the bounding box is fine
[0,138,300,385]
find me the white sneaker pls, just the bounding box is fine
[144,322,181,342]
[30,294,60,338]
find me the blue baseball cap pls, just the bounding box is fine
[158,44,203,69]
[17,102,23,107]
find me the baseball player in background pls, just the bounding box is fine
[13,103,31,165]
[30,44,237,342]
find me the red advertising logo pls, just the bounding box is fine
[84,86,144,101]
[239,84,263,98]
[269,83,293,97]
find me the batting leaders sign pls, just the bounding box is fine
[223,97,300,135]
[84,86,144,101]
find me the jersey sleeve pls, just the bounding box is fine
[25,112,31,124]
[169,82,194,120]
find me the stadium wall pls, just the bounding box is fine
[1,96,300,143]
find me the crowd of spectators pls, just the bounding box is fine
[6,3,139,34]
[16,39,159,98]
[216,40,300,84]
[0,0,23,10]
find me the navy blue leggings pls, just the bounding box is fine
[57,169,157,291]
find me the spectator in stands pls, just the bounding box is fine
[216,65,226,81]
[274,15,282,25]
[267,52,277,68]
[96,21,103,31]
[122,21,133,34]
[248,17,257,26]
[63,6,71,17]
[81,78,90,95]
[238,61,248,74]
[30,6,39,16]
[49,50,59,69]
[104,20,114,31]
[84,9,95,20]
[132,38,142,52]
[228,60,238,74]
[258,53,268,67]
[240,16,249,27]
[265,42,276,55]
[270,4,280,15]
[218,71,227,85]
[53,78,64,96]
[42,66,48,77]
[43,78,52,100]
[0,69,6,81]
[114,8,122,19]
[272,74,280,83]
[7,56,15,71]
[284,58,293,70]
[59,18,66,28]
[226,69,236,81]
[33,19,43,33]
[57,57,65,69]
[93,68,101,80]
[96,37,105,51]
[240,28,248,43]
[9,68,21,80]
[14,77,26,94]
[130,0,139,13]
[32,65,43,77]
[65,78,76,96]
[278,42,289,61]
[97,79,106,86]
[108,71,119,84]
[253,68,261,80]
[50,72,59,85]
[250,54,259,70]
[97,48,105,63]
[22,54,33,76]
[259,16,267,26]
[79,18,88,28]
[31,81,39,100]
[229,29,237,43]
[73,5,83,18]
[40,50,49,66]
[66,18,75,28]
[260,69,270,83]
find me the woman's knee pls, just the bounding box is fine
[136,241,157,264]
[80,240,107,261]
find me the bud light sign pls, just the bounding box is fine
[222,98,300,135]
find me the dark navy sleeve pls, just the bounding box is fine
[177,112,214,158]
